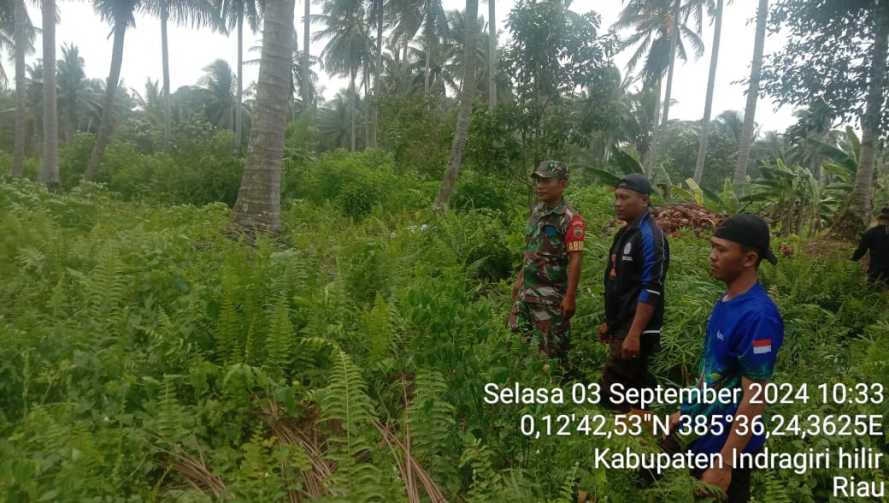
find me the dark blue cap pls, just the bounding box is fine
[616,174,652,195]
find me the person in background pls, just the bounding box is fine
[508,160,585,369]
[851,207,889,287]
[599,174,669,413]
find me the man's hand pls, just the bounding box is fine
[621,332,641,359]
[511,274,523,302]
[561,294,576,319]
[507,303,518,330]
[597,323,609,343]
[698,466,732,498]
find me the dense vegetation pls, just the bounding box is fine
[1,158,888,500]
[2,0,889,500]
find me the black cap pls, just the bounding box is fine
[616,174,652,195]
[879,207,889,220]
[714,214,777,265]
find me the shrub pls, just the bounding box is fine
[286,150,428,219]
[59,133,95,188]
[452,170,513,213]
[93,122,243,206]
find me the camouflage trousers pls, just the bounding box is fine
[509,300,570,359]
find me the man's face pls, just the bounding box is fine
[613,187,647,221]
[709,236,758,282]
[533,176,566,203]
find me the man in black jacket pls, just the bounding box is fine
[598,174,669,413]
[851,207,889,286]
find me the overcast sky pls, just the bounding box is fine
[13,0,801,132]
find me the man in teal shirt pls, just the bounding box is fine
[667,214,784,502]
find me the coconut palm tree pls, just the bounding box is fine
[85,0,141,180]
[693,0,724,183]
[369,0,382,147]
[659,0,682,127]
[785,101,834,181]
[26,61,44,140]
[218,0,262,152]
[733,0,768,189]
[486,0,495,110]
[303,0,311,110]
[231,0,296,235]
[133,78,166,128]
[615,0,704,172]
[387,0,448,98]
[9,0,36,177]
[150,0,220,137]
[441,8,490,94]
[434,0,478,210]
[313,0,370,151]
[57,44,100,143]
[714,109,745,145]
[834,1,888,234]
[317,89,354,150]
[41,0,59,186]
[0,2,16,85]
[199,58,240,129]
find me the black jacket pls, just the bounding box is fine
[603,210,669,334]
[852,224,889,277]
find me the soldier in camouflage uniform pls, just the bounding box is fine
[508,160,585,362]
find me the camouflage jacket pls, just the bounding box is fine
[519,199,585,304]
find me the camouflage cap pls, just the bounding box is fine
[531,160,568,180]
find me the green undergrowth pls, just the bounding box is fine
[0,173,886,502]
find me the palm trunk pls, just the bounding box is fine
[401,37,411,91]
[85,25,126,180]
[235,10,244,152]
[694,0,723,184]
[659,0,681,126]
[734,0,768,189]
[834,3,888,237]
[350,66,357,151]
[647,0,681,177]
[303,0,311,109]
[160,2,172,141]
[371,0,382,148]
[41,0,59,186]
[434,0,478,210]
[487,0,496,111]
[231,0,296,235]
[423,19,432,97]
[12,0,27,178]
[641,76,662,173]
[363,64,370,149]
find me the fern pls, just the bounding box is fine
[215,280,241,365]
[85,245,126,329]
[459,435,501,503]
[549,463,579,503]
[266,294,294,379]
[47,273,67,318]
[362,293,393,362]
[156,375,189,445]
[314,350,384,501]
[762,470,792,503]
[15,247,45,274]
[405,369,456,484]
[244,314,259,366]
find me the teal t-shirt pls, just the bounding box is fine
[680,282,784,455]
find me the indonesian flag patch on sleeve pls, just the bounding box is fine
[752,338,772,354]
